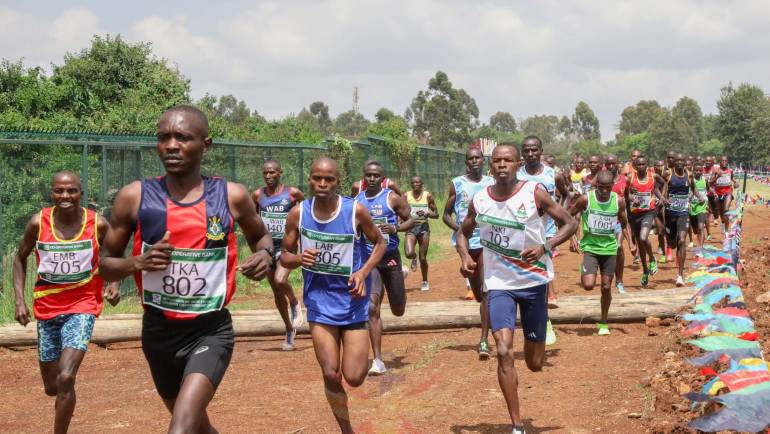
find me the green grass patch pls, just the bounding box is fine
[745,178,770,197]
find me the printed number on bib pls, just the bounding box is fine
[411,204,429,220]
[587,213,617,235]
[692,189,707,204]
[478,214,525,258]
[141,243,227,314]
[300,227,354,276]
[261,211,288,239]
[36,240,94,284]
[370,216,390,245]
[632,192,651,209]
[669,194,689,213]
[716,175,732,187]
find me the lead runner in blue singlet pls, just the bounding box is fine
[252,159,305,350]
[281,157,386,433]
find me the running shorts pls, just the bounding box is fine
[371,250,406,310]
[37,313,96,362]
[406,222,430,237]
[581,253,616,278]
[629,210,656,234]
[665,213,689,244]
[488,284,548,342]
[142,308,234,399]
[689,213,707,231]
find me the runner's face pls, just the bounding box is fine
[720,157,728,169]
[631,151,641,162]
[634,158,648,174]
[363,165,384,194]
[309,167,338,198]
[545,157,556,168]
[51,176,82,210]
[588,157,601,173]
[667,153,675,167]
[574,159,585,172]
[694,162,703,176]
[156,112,209,176]
[675,155,685,171]
[410,178,423,193]
[262,164,281,188]
[465,150,484,173]
[490,147,518,182]
[605,158,618,174]
[595,179,612,202]
[654,161,664,175]
[521,141,542,166]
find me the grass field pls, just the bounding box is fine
[746,178,770,196]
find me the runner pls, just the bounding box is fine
[710,156,739,237]
[404,175,438,291]
[12,171,118,434]
[517,135,570,345]
[252,159,305,350]
[569,156,588,196]
[625,156,665,288]
[281,157,386,433]
[443,147,495,359]
[351,161,402,196]
[581,154,603,193]
[100,106,275,433]
[355,161,415,375]
[703,156,718,240]
[690,159,710,257]
[653,159,669,262]
[568,170,635,335]
[622,149,642,176]
[663,153,702,286]
[456,143,576,434]
[603,155,630,293]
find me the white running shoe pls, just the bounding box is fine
[688,241,694,249]
[512,425,527,434]
[401,265,410,280]
[676,275,685,287]
[282,329,297,351]
[545,320,557,346]
[616,281,627,294]
[368,358,387,376]
[290,303,304,329]
[420,281,430,291]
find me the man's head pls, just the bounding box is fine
[605,155,619,175]
[654,160,665,175]
[156,105,212,176]
[545,154,556,168]
[410,176,424,193]
[51,171,82,210]
[573,156,585,172]
[667,151,676,168]
[587,155,602,174]
[674,153,686,172]
[490,144,520,183]
[634,156,649,175]
[521,135,543,168]
[309,157,340,198]
[363,161,385,195]
[720,156,729,169]
[262,160,283,188]
[465,147,485,174]
[630,149,641,163]
[595,170,614,202]
[693,159,704,177]
[706,156,715,167]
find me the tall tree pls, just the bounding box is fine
[715,83,769,165]
[374,107,396,123]
[617,100,664,138]
[520,115,560,146]
[333,110,370,138]
[672,96,703,152]
[405,71,479,148]
[572,101,601,142]
[489,111,517,133]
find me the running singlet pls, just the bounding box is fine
[582,174,596,193]
[358,177,390,195]
[299,196,369,326]
[133,176,238,320]
[629,169,656,214]
[474,182,554,290]
[690,176,708,216]
[406,190,430,223]
[612,174,628,196]
[257,186,296,247]
[714,168,733,196]
[451,175,495,249]
[356,188,399,253]
[517,165,557,238]
[580,191,619,256]
[666,171,690,216]
[34,207,104,320]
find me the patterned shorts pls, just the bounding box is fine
[37,313,96,362]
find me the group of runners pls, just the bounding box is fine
[10,105,740,434]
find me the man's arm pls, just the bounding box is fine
[442,183,459,231]
[11,213,40,326]
[426,193,439,219]
[522,187,578,262]
[456,201,478,276]
[279,207,304,270]
[289,187,305,203]
[350,203,386,296]
[229,182,273,281]
[386,180,403,197]
[618,197,637,255]
[566,194,588,218]
[350,181,361,197]
[251,189,262,211]
[555,172,570,206]
[96,215,121,306]
[389,193,416,233]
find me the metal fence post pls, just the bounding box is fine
[228,144,236,182]
[133,149,142,180]
[298,148,305,192]
[82,144,89,207]
[101,145,108,210]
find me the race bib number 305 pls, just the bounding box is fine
[36,240,93,284]
[141,243,227,314]
[300,227,354,276]
[261,211,288,240]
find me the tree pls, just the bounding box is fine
[405,71,479,148]
[612,132,651,160]
[489,111,517,133]
[333,110,370,138]
[715,83,769,165]
[572,101,601,142]
[520,115,560,146]
[672,96,703,153]
[308,101,332,134]
[374,107,396,123]
[617,100,665,138]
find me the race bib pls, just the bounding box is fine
[261,211,288,240]
[478,213,526,258]
[669,194,689,213]
[586,212,618,235]
[716,174,732,187]
[572,182,584,194]
[410,204,429,221]
[691,188,707,204]
[632,191,651,209]
[369,216,390,245]
[300,227,354,276]
[141,244,227,314]
[36,240,93,284]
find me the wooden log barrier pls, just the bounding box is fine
[0,287,696,347]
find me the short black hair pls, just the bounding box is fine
[521,135,543,148]
[161,105,210,137]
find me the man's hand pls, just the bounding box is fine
[238,249,272,281]
[416,210,427,218]
[15,302,30,327]
[629,241,638,257]
[380,224,397,235]
[301,248,319,269]
[137,231,174,272]
[347,270,367,298]
[460,256,477,277]
[105,282,121,307]
[521,245,546,263]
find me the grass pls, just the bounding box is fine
[745,178,770,197]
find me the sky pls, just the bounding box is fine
[2,0,770,141]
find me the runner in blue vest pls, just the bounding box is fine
[281,157,386,433]
[663,153,703,286]
[443,147,495,359]
[252,159,305,350]
[457,143,576,434]
[355,160,416,375]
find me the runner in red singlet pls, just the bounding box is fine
[710,156,739,236]
[625,156,665,288]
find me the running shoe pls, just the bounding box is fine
[688,241,694,249]
[290,303,304,329]
[368,358,387,376]
[597,322,611,336]
[656,247,663,255]
[649,260,659,276]
[410,257,418,272]
[616,281,627,294]
[632,255,640,265]
[464,288,475,300]
[676,275,685,287]
[420,281,430,291]
[478,340,491,360]
[658,254,666,264]
[666,247,674,262]
[512,426,527,434]
[641,272,649,288]
[282,329,297,351]
[706,234,713,241]
[545,320,557,346]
